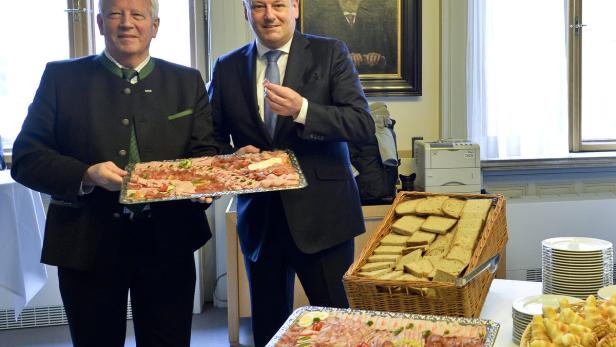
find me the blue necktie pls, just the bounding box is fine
[264,50,282,137]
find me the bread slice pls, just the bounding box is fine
[446,246,473,265]
[380,233,411,246]
[462,199,492,217]
[373,245,405,255]
[401,245,428,255]
[376,270,404,280]
[421,216,458,234]
[460,211,487,222]
[357,268,392,278]
[415,195,449,216]
[457,218,483,232]
[396,273,425,282]
[441,198,466,218]
[360,261,394,272]
[404,259,434,278]
[391,215,425,236]
[407,231,436,245]
[452,233,479,249]
[395,249,423,271]
[433,259,468,282]
[368,254,400,263]
[394,198,424,215]
[426,232,454,256]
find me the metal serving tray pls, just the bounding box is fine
[266,306,500,347]
[119,150,307,204]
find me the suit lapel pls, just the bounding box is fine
[244,42,275,145]
[275,31,312,141]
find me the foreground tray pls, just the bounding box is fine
[119,150,307,204]
[267,306,500,347]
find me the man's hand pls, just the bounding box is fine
[236,145,261,155]
[363,52,385,67]
[191,196,215,204]
[263,81,303,119]
[191,145,261,204]
[83,161,127,191]
[350,53,364,66]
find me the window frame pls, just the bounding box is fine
[568,0,616,152]
[441,0,616,161]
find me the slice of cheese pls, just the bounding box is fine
[248,157,283,170]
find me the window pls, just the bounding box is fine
[570,0,616,151]
[0,0,195,151]
[0,2,70,151]
[465,0,616,160]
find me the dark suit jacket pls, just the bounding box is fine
[11,55,219,270]
[209,31,374,261]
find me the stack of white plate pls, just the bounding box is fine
[542,237,613,299]
[511,294,582,345]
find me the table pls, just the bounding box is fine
[225,197,510,345]
[225,199,392,345]
[480,279,542,347]
[0,170,47,319]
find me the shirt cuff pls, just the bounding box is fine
[79,181,95,195]
[294,98,308,125]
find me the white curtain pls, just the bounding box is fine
[467,0,569,160]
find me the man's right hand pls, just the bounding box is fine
[236,145,261,155]
[83,161,127,191]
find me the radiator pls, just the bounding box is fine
[505,195,616,283]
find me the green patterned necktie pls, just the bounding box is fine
[121,68,138,83]
[122,68,146,216]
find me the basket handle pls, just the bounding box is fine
[454,253,500,288]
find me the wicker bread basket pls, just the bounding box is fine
[343,191,508,318]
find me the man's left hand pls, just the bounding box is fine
[263,81,303,119]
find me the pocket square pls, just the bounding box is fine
[167,109,194,120]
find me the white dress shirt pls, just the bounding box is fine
[255,38,308,125]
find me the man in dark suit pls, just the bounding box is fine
[303,0,398,74]
[209,0,374,345]
[10,0,218,346]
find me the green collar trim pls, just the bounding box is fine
[97,54,155,80]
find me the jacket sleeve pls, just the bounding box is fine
[187,69,221,158]
[11,63,89,202]
[298,40,375,143]
[208,58,236,155]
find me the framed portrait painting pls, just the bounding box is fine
[300,0,422,96]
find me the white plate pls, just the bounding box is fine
[542,237,612,252]
[598,285,616,300]
[512,294,582,316]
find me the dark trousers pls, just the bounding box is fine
[243,197,354,347]
[58,217,196,347]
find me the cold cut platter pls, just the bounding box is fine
[119,150,307,204]
[267,306,499,347]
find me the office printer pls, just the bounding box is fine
[414,140,481,193]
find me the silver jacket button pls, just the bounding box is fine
[121,118,130,126]
[118,149,127,156]
[123,88,131,95]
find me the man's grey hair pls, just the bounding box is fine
[99,0,159,19]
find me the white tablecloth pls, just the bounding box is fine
[480,279,543,347]
[0,170,47,319]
